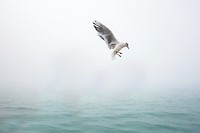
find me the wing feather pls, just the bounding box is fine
[93,21,118,49]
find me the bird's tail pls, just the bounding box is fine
[111,51,116,60]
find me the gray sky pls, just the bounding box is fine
[0,0,200,95]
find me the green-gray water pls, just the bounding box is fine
[0,88,200,133]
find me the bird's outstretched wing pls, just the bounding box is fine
[93,20,118,49]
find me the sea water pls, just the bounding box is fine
[0,88,200,133]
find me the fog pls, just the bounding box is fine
[0,0,200,97]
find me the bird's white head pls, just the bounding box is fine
[125,43,129,49]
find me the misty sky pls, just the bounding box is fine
[0,0,200,94]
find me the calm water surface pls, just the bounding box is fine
[0,88,200,133]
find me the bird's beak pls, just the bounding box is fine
[127,46,129,49]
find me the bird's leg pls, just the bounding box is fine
[118,52,123,54]
[114,51,122,57]
[117,54,121,57]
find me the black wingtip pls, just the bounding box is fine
[93,20,98,24]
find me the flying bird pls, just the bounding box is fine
[93,20,129,59]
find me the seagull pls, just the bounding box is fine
[93,20,129,59]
